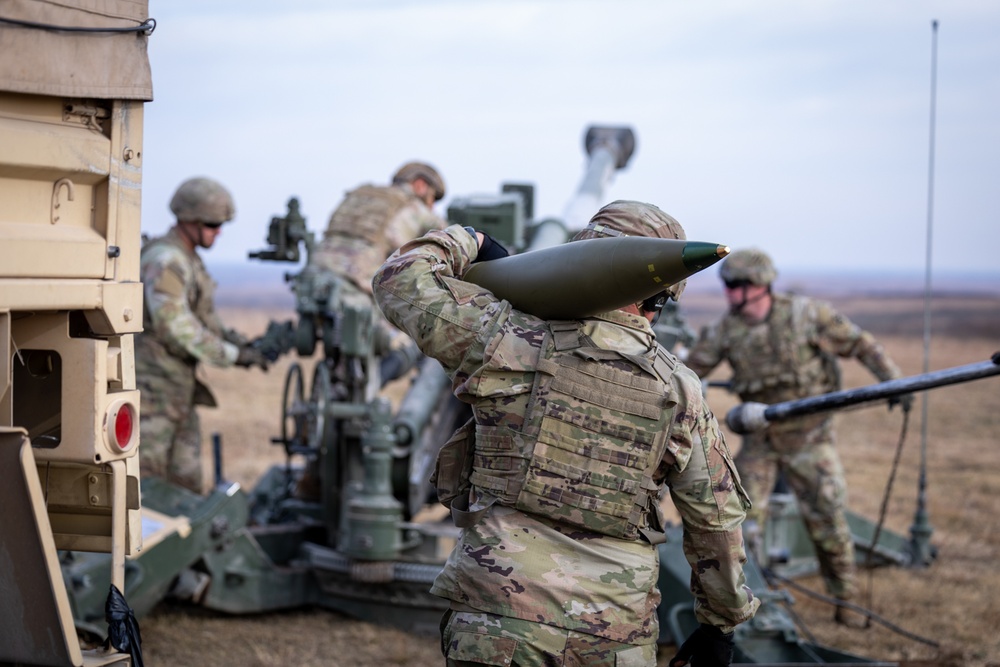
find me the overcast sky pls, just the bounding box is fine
[141,0,999,285]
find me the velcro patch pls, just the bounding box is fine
[155,267,186,298]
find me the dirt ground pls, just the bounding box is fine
[138,292,1000,667]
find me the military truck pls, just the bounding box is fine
[0,3,154,665]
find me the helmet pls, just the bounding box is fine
[392,161,446,201]
[572,200,688,302]
[719,248,777,286]
[169,177,235,224]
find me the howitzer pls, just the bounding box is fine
[726,354,1000,434]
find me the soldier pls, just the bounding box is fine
[373,201,759,667]
[308,161,448,384]
[684,248,910,626]
[135,177,269,494]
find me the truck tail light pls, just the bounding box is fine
[106,400,138,453]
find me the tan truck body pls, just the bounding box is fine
[0,2,153,664]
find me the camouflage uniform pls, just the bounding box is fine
[373,224,759,665]
[309,181,447,362]
[686,292,903,600]
[135,228,242,493]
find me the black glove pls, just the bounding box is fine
[668,624,734,667]
[254,320,295,362]
[235,345,269,371]
[464,227,509,263]
[888,393,914,413]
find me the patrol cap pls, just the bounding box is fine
[392,161,446,201]
[169,177,236,224]
[720,248,777,286]
[572,200,688,301]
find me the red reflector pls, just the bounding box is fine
[114,404,135,450]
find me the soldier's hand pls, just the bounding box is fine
[464,227,509,263]
[888,393,914,413]
[668,624,734,667]
[235,345,269,371]
[254,320,295,362]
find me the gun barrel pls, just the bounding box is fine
[726,355,1000,434]
[392,358,452,446]
[562,126,636,231]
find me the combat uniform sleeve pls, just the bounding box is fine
[684,321,725,379]
[663,368,760,632]
[384,200,449,255]
[143,254,239,367]
[372,225,508,381]
[811,300,902,382]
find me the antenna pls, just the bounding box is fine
[909,19,938,567]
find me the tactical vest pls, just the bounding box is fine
[324,184,412,248]
[457,321,677,543]
[139,233,224,355]
[723,294,840,400]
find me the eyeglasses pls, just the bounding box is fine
[203,222,224,230]
[723,279,753,290]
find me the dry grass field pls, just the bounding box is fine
[139,290,1000,667]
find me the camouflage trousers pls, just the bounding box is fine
[440,609,657,667]
[139,404,204,494]
[735,432,856,600]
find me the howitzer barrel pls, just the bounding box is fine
[726,354,1000,434]
[563,126,636,231]
[464,236,729,320]
[392,357,451,446]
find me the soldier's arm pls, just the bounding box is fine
[372,225,507,379]
[664,370,759,632]
[812,300,902,381]
[144,258,239,367]
[684,322,725,379]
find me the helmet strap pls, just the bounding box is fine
[175,220,204,251]
[728,285,771,316]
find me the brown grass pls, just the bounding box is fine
[139,294,1000,667]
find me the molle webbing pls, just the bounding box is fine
[469,321,676,541]
[325,185,411,244]
[537,354,667,421]
[729,295,838,397]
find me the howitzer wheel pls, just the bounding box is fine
[309,362,334,452]
[295,316,317,357]
[280,362,308,456]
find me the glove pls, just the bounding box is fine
[464,227,509,263]
[254,320,295,362]
[669,624,734,667]
[888,393,914,413]
[235,344,269,371]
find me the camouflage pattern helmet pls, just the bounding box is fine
[720,248,777,286]
[572,200,688,302]
[392,161,446,201]
[169,177,236,224]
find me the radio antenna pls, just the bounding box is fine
[909,19,938,567]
